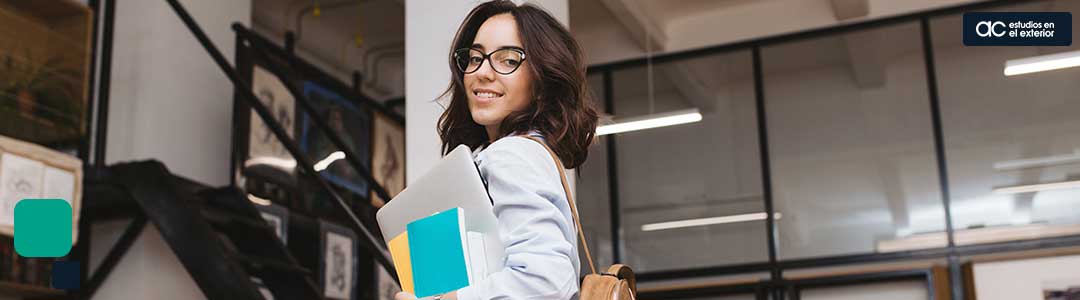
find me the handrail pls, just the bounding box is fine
[232,24,392,204]
[162,0,397,282]
[232,24,405,125]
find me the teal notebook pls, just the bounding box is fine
[407,207,472,297]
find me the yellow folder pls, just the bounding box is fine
[388,231,414,294]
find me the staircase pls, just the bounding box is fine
[77,1,399,299]
[98,161,322,300]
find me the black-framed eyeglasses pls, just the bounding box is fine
[453,47,527,75]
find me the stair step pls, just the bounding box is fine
[198,187,257,216]
[201,208,273,232]
[231,253,311,276]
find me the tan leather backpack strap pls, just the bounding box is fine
[522,136,598,275]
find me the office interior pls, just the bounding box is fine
[0,0,1079,299]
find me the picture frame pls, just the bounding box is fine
[255,202,290,244]
[375,262,402,300]
[245,64,297,176]
[369,111,405,207]
[231,42,302,208]
[320,220,358,300]
[0,135,82,244]
[299,80,373,198]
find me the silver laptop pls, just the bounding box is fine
[375,145,505,272]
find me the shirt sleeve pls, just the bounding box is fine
[456,137,579,300]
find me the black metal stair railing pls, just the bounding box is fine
[231,23,392,204]
[162,0,397,281]
[83,161,326,300]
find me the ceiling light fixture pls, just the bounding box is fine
[244,156,298,170]
[596,108,702,136]
[313,151,346,171]
[993,150,1080,171]
[641,212,782,232]
[247,194,272,206]
[1004,49,1080,76]
[992,179,1080,194]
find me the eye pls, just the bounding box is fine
[502,58,520,66]
[469,56,484,64]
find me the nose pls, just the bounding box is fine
[471,59,497,82]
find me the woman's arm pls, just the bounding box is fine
[454,137,579,300]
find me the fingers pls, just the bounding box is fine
[395,291,416,300]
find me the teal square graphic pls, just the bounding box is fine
[14,199,72,257]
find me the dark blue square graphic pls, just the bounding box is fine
[51,260,80,290]
[963,12,1072,46]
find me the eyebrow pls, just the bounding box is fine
[471,44,524,52]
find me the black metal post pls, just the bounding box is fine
[78,0,101,165]
[353,70,363,93]
[752,46,783,300]
[229,33,243,188]
[92,0,116,168]
[920,16,962,300]
[602,70,622,264]
[74,0,105,291]
[284,31,296,55]
[161,0,397,281]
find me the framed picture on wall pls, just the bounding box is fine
[320,220,358,300]
[245,65,297,177]
[0,135,82,243]
[299,81,372,198]
[369,111,405,207]
[256,202,290,244]
[375,263,402,300]
[232,42,301,208]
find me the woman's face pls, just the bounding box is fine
[464,13,534,133]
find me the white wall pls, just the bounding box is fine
[405,0,568,185]
[105,0,248,186]
[94,0,251,298]
[802,280,928,300]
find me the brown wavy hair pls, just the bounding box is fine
[437,0,599,169]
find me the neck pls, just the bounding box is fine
[486,125,499,143]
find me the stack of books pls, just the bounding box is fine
[0,235,54,288]
[387,207,490,298]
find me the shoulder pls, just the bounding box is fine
[475,136,558,176]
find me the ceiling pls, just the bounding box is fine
[251,0,405,101]
[248,0,988,102]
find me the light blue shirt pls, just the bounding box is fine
[456,133,581,300]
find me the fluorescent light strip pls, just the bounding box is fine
[247,194,272,206]
[243,156,297,170]
[313,151,346,171]
[993,150,1080,171]
[641,212,782,232]
[596,108,702,136]
[1004,49,1080,76]
[993,179,1080,194]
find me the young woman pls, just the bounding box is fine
[396,1,598,299]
